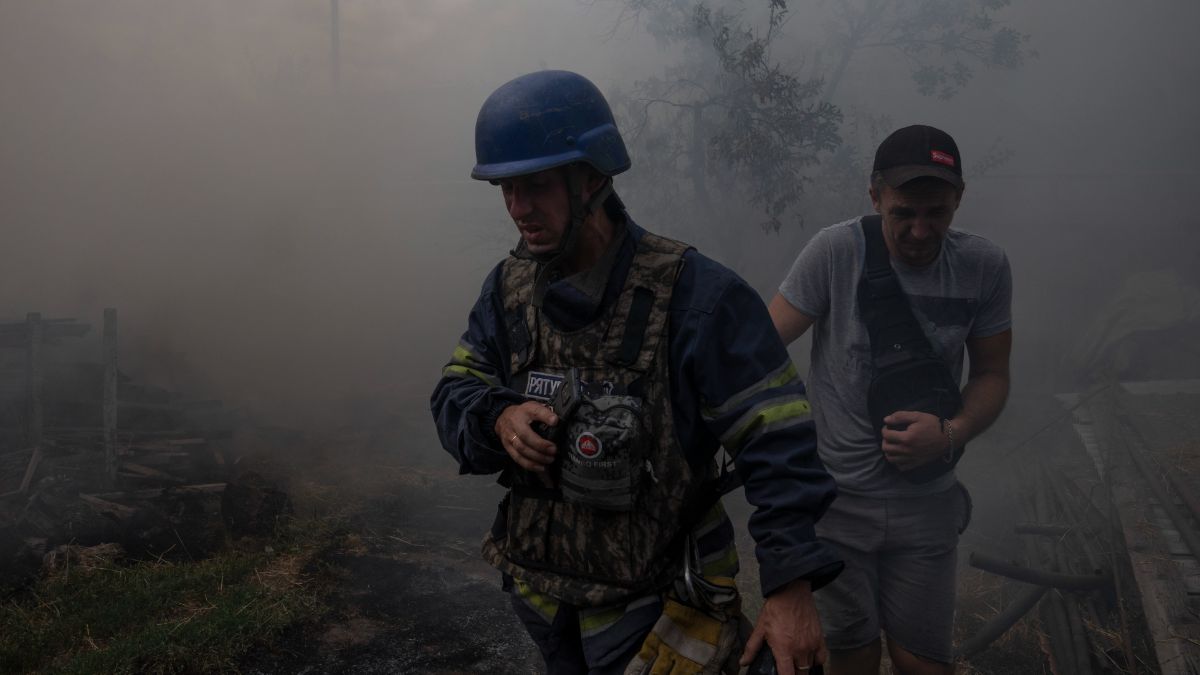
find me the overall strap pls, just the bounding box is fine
[500,256,539,375]
[602,233,689,373]
[857,215,936,366]
[860,215,902,301]
[612,287,655,367]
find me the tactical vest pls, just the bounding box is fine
[482,232,707,607]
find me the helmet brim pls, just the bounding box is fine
[471,151,583,182]
[471,151,630,182]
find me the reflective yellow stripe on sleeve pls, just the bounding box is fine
[719,394,812,455]
[441,342,499,386]
[701,360,799,421]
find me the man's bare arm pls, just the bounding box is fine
[768,293,816,346]
[953,329,1012,445]
[882,329,1012,469]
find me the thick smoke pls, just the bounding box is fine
[1,0,1197,453]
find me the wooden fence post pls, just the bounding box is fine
[21,312,43,493]
[103,308,118,487]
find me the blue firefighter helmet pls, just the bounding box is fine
[471,70,631,181]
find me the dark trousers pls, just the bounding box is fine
[508,593,648,675]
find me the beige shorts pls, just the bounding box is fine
[813,483,970,663]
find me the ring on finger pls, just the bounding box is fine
[509,433,518,443]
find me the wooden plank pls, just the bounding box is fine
[17,446,42,493]
[1122,419,1200,563]
[1091,393,1200,675]
[19,314,44,496]
[129,430,226,439]
[117,439,207,456]
[82,483,226,501]
[126,451,191,460]
[118,462,186,483]
[79,494,138,520]
[47,428,228,440]
[25,313,42,455]
[41,427,104,436]
[118,400,224,412]
[1167,473,1200,531]
[1177,558,1200,596]
[0,446,36,459]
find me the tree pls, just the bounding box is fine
[605,0,1031,245]
[817,0,1030,102]
[612,1,841,236]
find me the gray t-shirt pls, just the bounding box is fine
[779,217,1012,497]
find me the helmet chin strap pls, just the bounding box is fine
[511,170,614,307]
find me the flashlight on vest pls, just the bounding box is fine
[534,367,582,441]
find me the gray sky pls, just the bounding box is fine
[1,0,1196,443]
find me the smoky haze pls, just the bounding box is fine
[0,0,651,440]
[2,0,1198,459]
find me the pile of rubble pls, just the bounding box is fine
[0,310,289,589]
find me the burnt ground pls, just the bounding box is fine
[232,396,1108,675]
[237,445,542,675]
[235,458,1047,675]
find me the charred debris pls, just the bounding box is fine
[0,309,290,590]
[956,380,1200,674]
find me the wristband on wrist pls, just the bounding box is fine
[941,419,956,463]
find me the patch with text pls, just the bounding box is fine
[525,371,564,402]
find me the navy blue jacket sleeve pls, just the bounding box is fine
[671,252,842,596]
[430,264,525,475]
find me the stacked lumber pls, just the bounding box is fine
[0,310,242,586]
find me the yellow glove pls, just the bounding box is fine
[625,593,741,675]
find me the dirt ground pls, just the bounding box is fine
[233,405,1075,674]
[240,466,542,674]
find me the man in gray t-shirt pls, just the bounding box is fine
[770,125,1012,675]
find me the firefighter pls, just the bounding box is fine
[432,70,841,674]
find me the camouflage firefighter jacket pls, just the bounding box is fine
[431,218,841,602]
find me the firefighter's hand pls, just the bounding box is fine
[495,402,558,472]
[740,579,826,672]
[881,410,947,470]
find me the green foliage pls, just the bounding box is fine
[831,0,1031,100]
[0,530,326,674]
[613,0,844,234]
[700,2,842,232]
[604,0,1031,237]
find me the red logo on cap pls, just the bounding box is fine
[575,432,602,459]
[930,150,956,167]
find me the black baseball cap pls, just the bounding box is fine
[872,124,964,190]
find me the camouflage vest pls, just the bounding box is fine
[482,231,707,607]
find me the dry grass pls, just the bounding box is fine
[954,567,1051,674]
[1153,440,1200,479]
[0,514,338,674]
